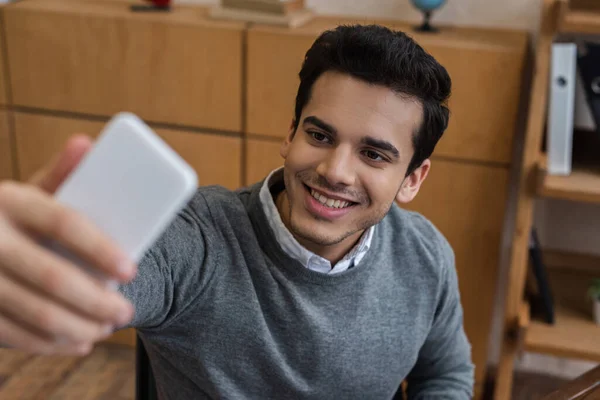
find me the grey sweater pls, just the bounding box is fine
[120,182,474,399]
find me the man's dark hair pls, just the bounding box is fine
[293,24,451,176]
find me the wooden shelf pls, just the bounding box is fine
[558,0,600,34]
[544,249,600,274]
[525,266,600,362]
[560,9,600,34]
[537,154,600,204]
[495,1,600,398]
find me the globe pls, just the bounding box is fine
[410,0,447,32]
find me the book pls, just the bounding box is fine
[528,229,555,325]
[576,40,600,136]
[546,42,577,175]
[222,0,304,15]
[209,6,313,28]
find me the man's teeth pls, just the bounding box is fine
[310,189,351,209]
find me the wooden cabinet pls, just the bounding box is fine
[0,111,13,181]
[0,14,7,106]
[418,32,526,164]
[0,7,9,181]
[14,112,242,189]
[404,160,509,388]
[245,137,283,185]
[5,0,245,132]
[246,30,312,138]
[0,1,529,393]
[246,20,527,165]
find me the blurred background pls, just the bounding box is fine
[0,0,598,399]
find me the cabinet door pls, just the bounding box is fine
[5,1,244,131]
[0,111,12,181]
[246,29,314,138]
[245,137,283,185]
[14,112,241,189]
[246,21,526,164]
[404,159,510,387]
[419,36,526,164]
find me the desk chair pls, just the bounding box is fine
[135,334,158,400]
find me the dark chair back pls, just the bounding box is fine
[135,334,158,400]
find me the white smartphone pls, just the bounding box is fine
[48,112,198,288]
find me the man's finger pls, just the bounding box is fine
[0,182,136,283]
[29,135,93,194]
[0,220,134,327]
[0,312,92,355]
[0,271,114,344]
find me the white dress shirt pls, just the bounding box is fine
[258,168,374,275]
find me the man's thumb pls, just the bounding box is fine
[29,134,93,194]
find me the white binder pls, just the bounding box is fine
[547,42,577,176]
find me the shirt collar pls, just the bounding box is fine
[258,167,374,274]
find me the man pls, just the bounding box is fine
[0,25,474,398]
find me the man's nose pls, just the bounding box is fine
[315,146,355,187]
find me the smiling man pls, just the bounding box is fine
[278,70,427,265]
[0,24,474,399]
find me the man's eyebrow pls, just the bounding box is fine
[361,137,400,159]
[303,116,337,134]
[303,115,400,160]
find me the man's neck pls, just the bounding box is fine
[275,190,363,265]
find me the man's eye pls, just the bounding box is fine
[364,150,384,161]
[310,131,329,143]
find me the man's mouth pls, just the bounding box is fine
[305,185,356,209]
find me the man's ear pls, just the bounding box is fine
[396,159,431,204]
[280,119,296,159]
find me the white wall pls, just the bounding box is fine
[190,0,541,31]
[304,0,540,31]
[536,198,600,256]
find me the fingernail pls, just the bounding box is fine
[56,336,69,345]
[105,280,118,292]
[118,258,136,278]
[117,304,134,326]
[78,343,92,355]
[102,324,114,338]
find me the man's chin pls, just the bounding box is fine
[289,219,348,247]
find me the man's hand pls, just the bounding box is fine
[0,135,136,355]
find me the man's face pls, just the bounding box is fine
[279,71,431,252]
